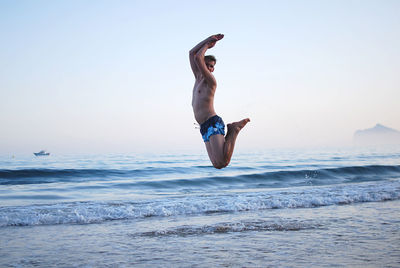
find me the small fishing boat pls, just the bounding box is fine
[34,150,50,156]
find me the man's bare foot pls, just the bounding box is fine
[227,118,250,134]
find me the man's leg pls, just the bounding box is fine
[205,118,250,169]
[205,134,225,168]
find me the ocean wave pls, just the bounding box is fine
[0,167,186,185]
[1,179,399,227]
[137,219,322,237]
[1,165,399,187]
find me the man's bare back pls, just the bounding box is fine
[189,34,250,169]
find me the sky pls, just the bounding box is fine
[1,0,399,154]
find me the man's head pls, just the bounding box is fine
[205,55,216,73]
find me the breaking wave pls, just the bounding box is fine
[1,179,399,227]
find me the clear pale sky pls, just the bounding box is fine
[1,0,399,154]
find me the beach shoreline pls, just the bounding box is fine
[1,199,399,267]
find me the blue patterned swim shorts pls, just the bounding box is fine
[200,115,225,142]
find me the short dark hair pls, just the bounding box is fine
[204,55,216,63]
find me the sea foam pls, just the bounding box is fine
[1,179,399,227]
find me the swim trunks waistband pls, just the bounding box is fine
[200,115,225,142]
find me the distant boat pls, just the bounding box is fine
[34,150,50,156]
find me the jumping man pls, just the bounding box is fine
[190,34,250,169]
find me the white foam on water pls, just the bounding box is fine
[1,179,399,227]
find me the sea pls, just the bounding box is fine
[1,146,399,267]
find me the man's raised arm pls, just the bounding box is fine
[189,36,211,78]
[189,34,224,78]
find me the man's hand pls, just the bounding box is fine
[207,34,224,48]
[212,34,224,41]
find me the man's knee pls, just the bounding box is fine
[212,160,228,169]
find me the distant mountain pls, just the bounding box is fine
[354,124,400,145]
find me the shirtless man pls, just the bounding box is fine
[190,34,250,169]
